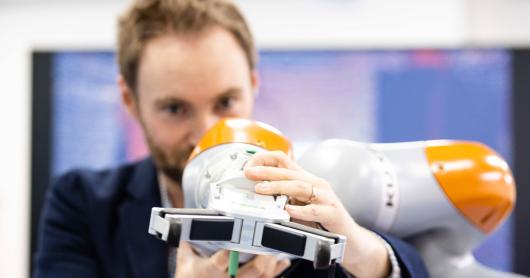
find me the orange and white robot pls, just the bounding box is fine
[299,138,520,277]
[149,118,522,277]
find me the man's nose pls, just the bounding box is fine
[188,114,220,145]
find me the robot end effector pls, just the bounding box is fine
[148,118,347,269]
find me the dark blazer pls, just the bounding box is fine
[34,158,428,278]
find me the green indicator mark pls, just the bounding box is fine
[229,250,239,278]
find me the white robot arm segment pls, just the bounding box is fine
[298,139,521,278]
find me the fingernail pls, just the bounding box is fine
[245,167,258,174]
[255,182,270,191]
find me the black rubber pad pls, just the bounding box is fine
[261,225,306,256]
[189,219,234,241]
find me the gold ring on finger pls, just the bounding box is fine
[303,184,317,204]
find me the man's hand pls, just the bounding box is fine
[175,241,290,278]
[244,151,391,278]
[175,241,230,278]
[237,254,290,278]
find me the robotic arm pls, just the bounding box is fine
[149,118,522,277]
[299,139,520,278]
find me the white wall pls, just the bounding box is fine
[0,0,529,277]
[467,0,530,47]
[0,2,129,277]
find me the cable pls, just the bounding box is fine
[228,250,239,278]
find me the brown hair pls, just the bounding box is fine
[117,0,256,90]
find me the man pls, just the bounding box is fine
[35,0,428,277]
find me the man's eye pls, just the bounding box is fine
[164,104,184,115]
[216,97,234,110]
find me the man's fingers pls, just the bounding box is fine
[209,249,230,271]
[245,151,300,170]
[263,255,281,278]
[245,166,309,183]
[285,204,335,226]
[238,255,275,278]
[175,243,233,277]
[274,259,291,276]
[175,241,202,278]
[254,180,327,204]
[176,241,195,258]
[255,180,308,196]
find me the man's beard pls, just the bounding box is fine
[142,126,195,185]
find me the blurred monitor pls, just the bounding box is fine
[31,49,517,273]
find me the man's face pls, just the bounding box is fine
[120,26,258,183]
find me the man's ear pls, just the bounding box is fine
[117,75,140,120]
[250,69,261,99]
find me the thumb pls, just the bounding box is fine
[176,241,196,258]
[174,241,199,278]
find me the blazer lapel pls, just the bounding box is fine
[119,158,168,278]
